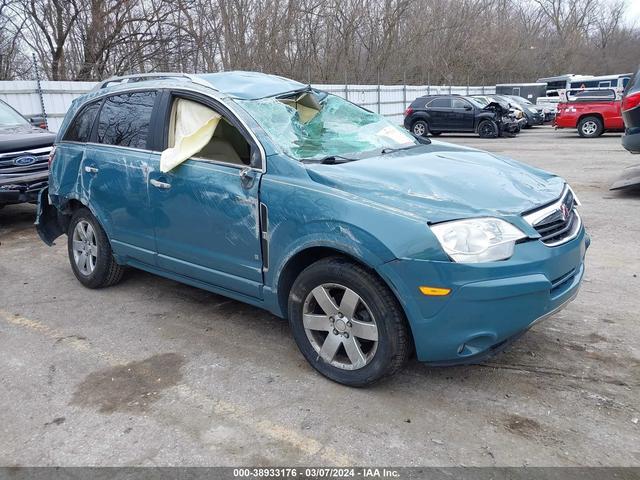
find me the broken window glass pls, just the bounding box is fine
[238,93,416,161]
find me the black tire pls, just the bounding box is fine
[67,207,125,289]
[578,116,604,138]
[411,120,429,137]
[478,119,499,138]
[288,256,411,387]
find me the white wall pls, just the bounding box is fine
[0,80,495,132]
[0,81,97,132]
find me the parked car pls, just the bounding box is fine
[554,89,624,138]
[611,66,640,190]
[0,99,55,208]
[403,94,517,138]
[502,95,545,127]
[621,68,640,153]
[37,72,589,386]
[506,94,554,122]
[536,96,559,122]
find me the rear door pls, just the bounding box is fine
[81,90,160,265]
[147,90,264,298]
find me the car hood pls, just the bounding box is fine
[0,125,56,154]
[305,142,565,223]
[483,101,510,115]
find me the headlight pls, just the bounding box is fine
[430,218,527,263]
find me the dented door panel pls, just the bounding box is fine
[148,157,263,299]
[80,145,155,264]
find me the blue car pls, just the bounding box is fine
[36,72,589,386]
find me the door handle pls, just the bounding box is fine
[150,179,171,189]
[84,166,99,174]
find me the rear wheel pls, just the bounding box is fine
[67,208,125,289]
[411,120,429,137]
[478,120,499,138]
[578,116,604,138]
[288,257,411,386]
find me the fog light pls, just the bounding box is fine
[419,286,451,296]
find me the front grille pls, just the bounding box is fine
[0,146,51,177]
[523,187,582,246]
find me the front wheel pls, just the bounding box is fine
[67,208,125,289]
[578,116,604,138]
[288,257,411,386]
[478,120,499,138]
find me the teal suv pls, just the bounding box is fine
[37,72,589,386]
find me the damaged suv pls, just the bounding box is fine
[37,72,588,386]
[404,94,517,138]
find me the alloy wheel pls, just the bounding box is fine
[302,283,379,370]
[72,220,98,276]
[582,121,598,136]
[413,123,426,136]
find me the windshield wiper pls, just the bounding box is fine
[381,143,426,155]
[303,155,358,165]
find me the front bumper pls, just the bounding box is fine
[531,113,544,125]
[0,171,49,205]
[378,227,589,363]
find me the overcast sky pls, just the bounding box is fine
[623,0,640,26]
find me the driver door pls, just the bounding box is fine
[148,91,265,298]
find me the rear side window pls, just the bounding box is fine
[64,103,100,142]
[97,91,157,149]
[428,98,451,108]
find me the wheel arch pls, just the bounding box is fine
[578,112,603,125]
[409,114,430,128]
[274,246,414,352]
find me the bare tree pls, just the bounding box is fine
[6,0,640,83]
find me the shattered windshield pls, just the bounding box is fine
[238,92,417,161]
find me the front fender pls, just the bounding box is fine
[267,220,396,290]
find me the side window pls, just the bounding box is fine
[428,98,451,108]
[63,103,100,142]
[167,97,251,167]
[97,91,157,149]
[451,98,470,109]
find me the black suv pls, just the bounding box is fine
[622,67,640,154]
[0,99,55,207]
[404,95,513,138]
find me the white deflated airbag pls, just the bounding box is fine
[160,99,221,172]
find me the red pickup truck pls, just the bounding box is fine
[554,89,624,137]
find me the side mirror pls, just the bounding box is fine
[464,105,472,111]
[29,116,47,129]
[240,166,257,189]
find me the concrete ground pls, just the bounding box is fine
[0,126,638,467]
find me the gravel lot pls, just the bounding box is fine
[0,126,638,467]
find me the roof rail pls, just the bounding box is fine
[92,72,212,91]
